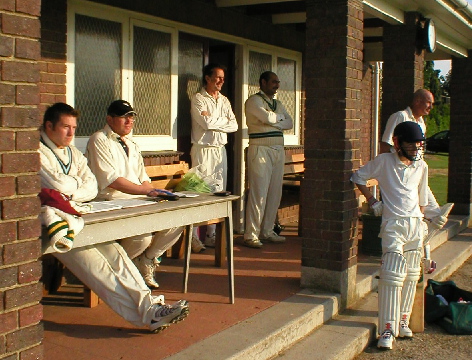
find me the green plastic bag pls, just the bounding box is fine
[174,172,211,193]
[425,279,472,334]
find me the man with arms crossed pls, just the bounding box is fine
[244,71,293,248]
[190,63,238,252]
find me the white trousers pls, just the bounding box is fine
[54,242,158,327]
[120,227,184,260]
[244,145,285,240]
[191,144,227,236]
[377,217,426,335]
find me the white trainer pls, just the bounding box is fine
[399,315,413,338]
[377,330,394,350]
[133,254,160,289]
[204,233,216,248]
[260,230,286,243]
[150,300,189,333]
[191,235,206,253]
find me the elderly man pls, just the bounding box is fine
[86,100,183,289]
[244,71,293,248]
[190,63,238,252]
[40,102,189,333]
[380,89,434,154]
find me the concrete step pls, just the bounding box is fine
[166,217,471,360]
[166,291,340,360]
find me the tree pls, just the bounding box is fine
[424,61,450,136]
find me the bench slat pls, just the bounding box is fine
[285,153,305,163]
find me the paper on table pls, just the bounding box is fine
[107,198,156,208]
[85,201,123,213]
[85,198,156,213]
[173,192,199,198]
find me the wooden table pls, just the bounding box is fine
[42,193,238,304]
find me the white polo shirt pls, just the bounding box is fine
[382,107,426,147]
[351,153,428,221]
[86,124,150,200]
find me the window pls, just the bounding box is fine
[68,5,177,151]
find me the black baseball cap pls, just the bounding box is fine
[107,100,137,117]
[393,122,425,142]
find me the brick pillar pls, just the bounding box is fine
[381,12,424,130]
[39,0,67,112]
[449,53,472,219]
[302,0,363,307]
[0,0,44,359]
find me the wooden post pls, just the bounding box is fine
[83,286,100,308]
[409,267,425,332]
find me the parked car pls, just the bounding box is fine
[426,130,450,153]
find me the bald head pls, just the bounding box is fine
[411,89,434,119]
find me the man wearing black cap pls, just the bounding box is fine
[86,100,183,289]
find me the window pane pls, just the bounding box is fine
[75,14,122,136]
[277,57,296,135]
[248,51,271,96]
[133,26,171,135]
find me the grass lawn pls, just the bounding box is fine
[424,153,449,205]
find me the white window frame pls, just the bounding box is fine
[67,1,178,152]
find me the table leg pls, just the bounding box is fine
[225,216,234,304]
[182,224,193,293]
[215,221,226,267]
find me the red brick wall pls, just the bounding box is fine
[39,0,67,114]
[0,0,44,358]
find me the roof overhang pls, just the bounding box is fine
[216,0,472,60]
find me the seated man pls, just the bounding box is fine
[86,100,183,289]
[39,102,189,333]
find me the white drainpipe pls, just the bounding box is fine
[371,61,381,196]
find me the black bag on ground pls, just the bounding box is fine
[425,279,472,335]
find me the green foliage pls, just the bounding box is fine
[424,61,450,136]
[425,103,450,136]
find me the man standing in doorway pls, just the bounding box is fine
[244,71,293,248]
[190,63,238,252]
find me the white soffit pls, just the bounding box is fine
[363,0,405,24]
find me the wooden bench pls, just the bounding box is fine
[283,153,304,186]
